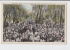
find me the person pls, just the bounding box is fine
[30,30,34,42]
[32,27,36,35]
[40,38,45,42]
[34,31,40,42]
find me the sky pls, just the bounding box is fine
[21,4,32,13]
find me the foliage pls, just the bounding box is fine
[3,4,65,25]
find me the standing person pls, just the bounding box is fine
[34,31,40,42]
[28,29,34,42]
[32,26,36,35]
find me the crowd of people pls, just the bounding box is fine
[3,20,64,42]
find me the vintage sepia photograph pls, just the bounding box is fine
[2,2,67,44]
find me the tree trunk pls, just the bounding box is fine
[60,6,62,26]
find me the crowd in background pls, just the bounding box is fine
[3,20,64,42]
